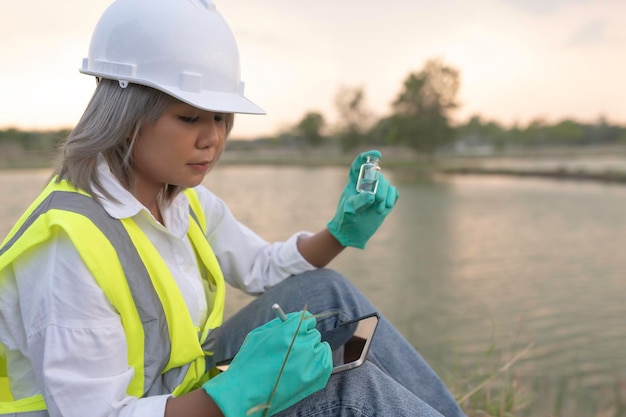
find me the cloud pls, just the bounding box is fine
[566,20,607,46]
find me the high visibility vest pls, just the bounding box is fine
[0,178,226,415]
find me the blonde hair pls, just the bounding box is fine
[54,79,234,204]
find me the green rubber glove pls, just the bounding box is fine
[327,150,399,249]
[202,311,332,416]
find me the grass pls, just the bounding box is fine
[445,341,626,417]
[448,341,534,417]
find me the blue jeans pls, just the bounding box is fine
[205,269,465,417]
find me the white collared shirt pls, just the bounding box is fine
[0,161,315,417]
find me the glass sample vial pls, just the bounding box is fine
[356,156,381,194]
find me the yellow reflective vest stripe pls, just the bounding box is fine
[0,178,226,415]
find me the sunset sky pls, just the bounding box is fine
[1,0,624,139]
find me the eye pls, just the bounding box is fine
[214,114,226,123]
[178,115,200,124]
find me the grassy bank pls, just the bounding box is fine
[445,341,625,417]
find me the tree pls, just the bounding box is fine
[295,112,326,147]
[334,85,372,152]
[522,118,548,147]
[368,117,395,147]
[457,115,507,151]
[546,119,585,145]
[389,58,460,156]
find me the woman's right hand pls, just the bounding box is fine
[327,150,399,249]
[202,311,332,416]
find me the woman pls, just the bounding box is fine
[0,0,465,416]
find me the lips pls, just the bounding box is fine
[188,160,210,166]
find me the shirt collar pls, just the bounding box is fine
[95,158,191,238]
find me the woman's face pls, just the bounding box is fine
[131,102,228,200]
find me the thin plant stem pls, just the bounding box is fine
[247,306,310,416]
[457,341,535,405]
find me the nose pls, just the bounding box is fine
[196,118,221,149]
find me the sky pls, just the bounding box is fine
[0,0,625,139]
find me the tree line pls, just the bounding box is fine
[278,58,626,156]
[2,58,625,162]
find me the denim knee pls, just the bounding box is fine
[279,268,377,321]
[275,361,445,417]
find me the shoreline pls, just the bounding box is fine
[437,165,626,184]
[5,147,626,186]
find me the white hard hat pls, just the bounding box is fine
[80,0,265,115]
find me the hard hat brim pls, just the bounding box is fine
[80,70,266,115]
[171,86,266,116]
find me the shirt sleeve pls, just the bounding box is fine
[195,186,316,295]
[10,232,170,417]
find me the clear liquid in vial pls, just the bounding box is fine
[356,156,380,194]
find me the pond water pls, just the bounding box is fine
[1,166,624,415]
